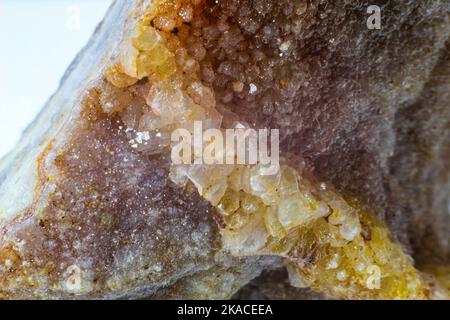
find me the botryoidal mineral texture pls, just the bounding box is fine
[0,0,449,299]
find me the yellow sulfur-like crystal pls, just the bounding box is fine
[264,206,287,239]
[165,159,430,298]
[105,64,138,88]
[132,26,161,51]
[249,168,280,205]
[225,209,253,232]
[152,56,177,81]
[278,193,317,230]
[240,193,262,214]
[203,180,227,206]
[221,165,428,298]
[228,166,246,192]
[223,212,268,256]
[249,168,280,194]
[137,44,173,78]
[217,189,240,216]
[146,82,187,120]
[278,166,299,195]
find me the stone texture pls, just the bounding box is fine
[0,0,448,299]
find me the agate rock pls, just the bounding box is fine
[0,0,448,299]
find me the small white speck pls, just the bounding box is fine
[279,40,291,52]
[356,263,365,272]
[192,82,204,96]
[5,259,13,268]
[337,270,347,281]
[326,254,340,269]
[153,263,163,272]
[249,83,258,94]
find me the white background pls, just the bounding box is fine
[0,0,113,158]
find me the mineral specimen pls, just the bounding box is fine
[0,0,449,299]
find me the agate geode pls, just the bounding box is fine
[0,0,448,299]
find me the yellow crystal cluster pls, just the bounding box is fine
[102,0,221,154]
[97,0,438,299]
[106,0,194,86]
[169,163,428,299]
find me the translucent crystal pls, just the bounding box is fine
[120,97,144,129]
[328,210,346,225]
[248,168,281,205]
[168,164,189,186]
[278,193,316,229]
[186,165,217,194]
[152,56,177,81]
[217,189,240,216]
[226,209,252,231]
[146,82,188,120]
[105,64,138,88]
[286,263,310,288]
[263,206,287,239]
[203,180,227,206]
[153,13,179,32]
[138,108,173,131]
[137,44,173,78]
[339,217,361,241]
[187,82,216,108]
[240,194,261,214]
[118,38,139,78]
[227,166,248,192]
[99,82,133,114]
[278,166,299,195]
[179,5,193,23]
[223,214,268,256]
[132,26,161,51]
